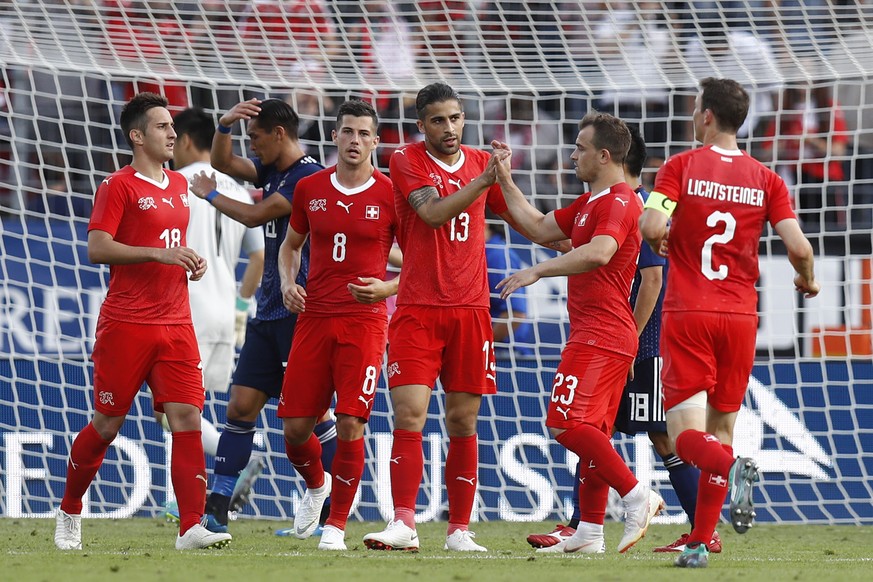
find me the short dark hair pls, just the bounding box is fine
[700,77,750,134]
[336,99,379,131]
[625,124,648,179]
[254,98,300,138]
[578,111,631,165]
[415,82,462,120]
[120,92,168,148]
[173,108,215,151]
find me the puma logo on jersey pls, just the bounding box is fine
[101,176,113,186]
[337,200,353,213]
[196,474,208,484]
[358,395,374,408]
[486,373,496,382]
[448,178,462,189]
[162,197,175,208]
[335,475,356,486]
[455,476,476,486]
[614,197,628,206]
[556,406,570,420]
[395,147,408,156]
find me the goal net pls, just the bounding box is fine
[2,1,872,526]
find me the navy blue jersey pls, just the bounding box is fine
[252,155,323,321]
[630,187,667,362]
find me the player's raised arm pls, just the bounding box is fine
[211,98,260,183]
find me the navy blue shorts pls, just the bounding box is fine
[614,356,667,435]
[232,316,298,399]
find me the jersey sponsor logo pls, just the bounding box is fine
[448,178,462,189]
[162,196,175,208]
[337,200,353,213]
[98,391,115,406]
[455,476,476,486]
[138,197,157,211]
[614,197,628,207]
[387,362,400,378]
[309,199,327,212]
[429,172,444,190]
[365,205,380,220]
[181,193,190,207]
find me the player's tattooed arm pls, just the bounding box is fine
[408,186,439,211]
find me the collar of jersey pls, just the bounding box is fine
[425,148,466,173]
[330,171,375,195]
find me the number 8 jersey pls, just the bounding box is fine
[651,144,796,315]
[88,165,192,324]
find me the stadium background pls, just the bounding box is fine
[1,1,871,526]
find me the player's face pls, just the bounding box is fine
[692,93,706,142]
[333,115,379,169]
[137,107,175,164]
[417,99,465,162]
[569,125,601,183]
[247,120,280,165]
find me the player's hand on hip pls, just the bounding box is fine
[348,277,390,304]
[220,98,261,127]
[496,267,539,299]
[188,171,218,198]
[795,274,821,298]
[282,283,307,313]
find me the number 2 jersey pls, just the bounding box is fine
[88,165,192,324]
[389,142,508,309]
[652,144,796,315]
[289,166,397,316]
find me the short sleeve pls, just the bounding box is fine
[88,179,126,237]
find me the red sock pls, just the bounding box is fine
[688,470,729,546]
[325,438,365,530]
[285,433,325,488]
[577,469,610,525]
[171,430,207,534]
[390,429,422,529]
[556,424,637,496]
[60,422,112,515]
[446,434,478,534]
[675,430,734,477]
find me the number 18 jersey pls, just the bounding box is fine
[652,144,796,315]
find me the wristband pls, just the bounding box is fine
[216,123,232,134]
[236,296,251,311]
[205,189,220,204]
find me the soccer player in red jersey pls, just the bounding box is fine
[275,100,399,551]
[495,112,665,555]
[54,92,231,551]
[362,82,526,553]
[639,77,820,568]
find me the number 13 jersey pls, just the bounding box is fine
[652,144,796,315]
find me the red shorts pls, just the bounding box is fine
[91,318,204,415]
[546,343,633,434]
[661,311,758,413]
[387,305,496,394]
[277,314,388,420]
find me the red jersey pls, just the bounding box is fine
[88,166,192,324]
[390,142,508,308]
[653,145,796,315]
[290,167,397,316]
[553,183,642,359]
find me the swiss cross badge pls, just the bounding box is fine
[365,205,380,220]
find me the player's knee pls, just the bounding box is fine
[335,414,366,441]
[282,421,313,446]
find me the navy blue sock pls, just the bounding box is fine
[662,452,700,527]
[314,418,337,473]
[212,419,257,497]
[568,460,582,529]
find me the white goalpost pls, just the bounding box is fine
[1,1,872,526]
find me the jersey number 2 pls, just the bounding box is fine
[701,211,736,281]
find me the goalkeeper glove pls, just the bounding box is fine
[235,295,251,349]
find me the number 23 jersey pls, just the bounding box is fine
[653,144,796,315]
[88,166,192,324]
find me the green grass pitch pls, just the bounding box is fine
[2,518,871,582]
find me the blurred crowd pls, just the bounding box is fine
[0,1,871,253]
